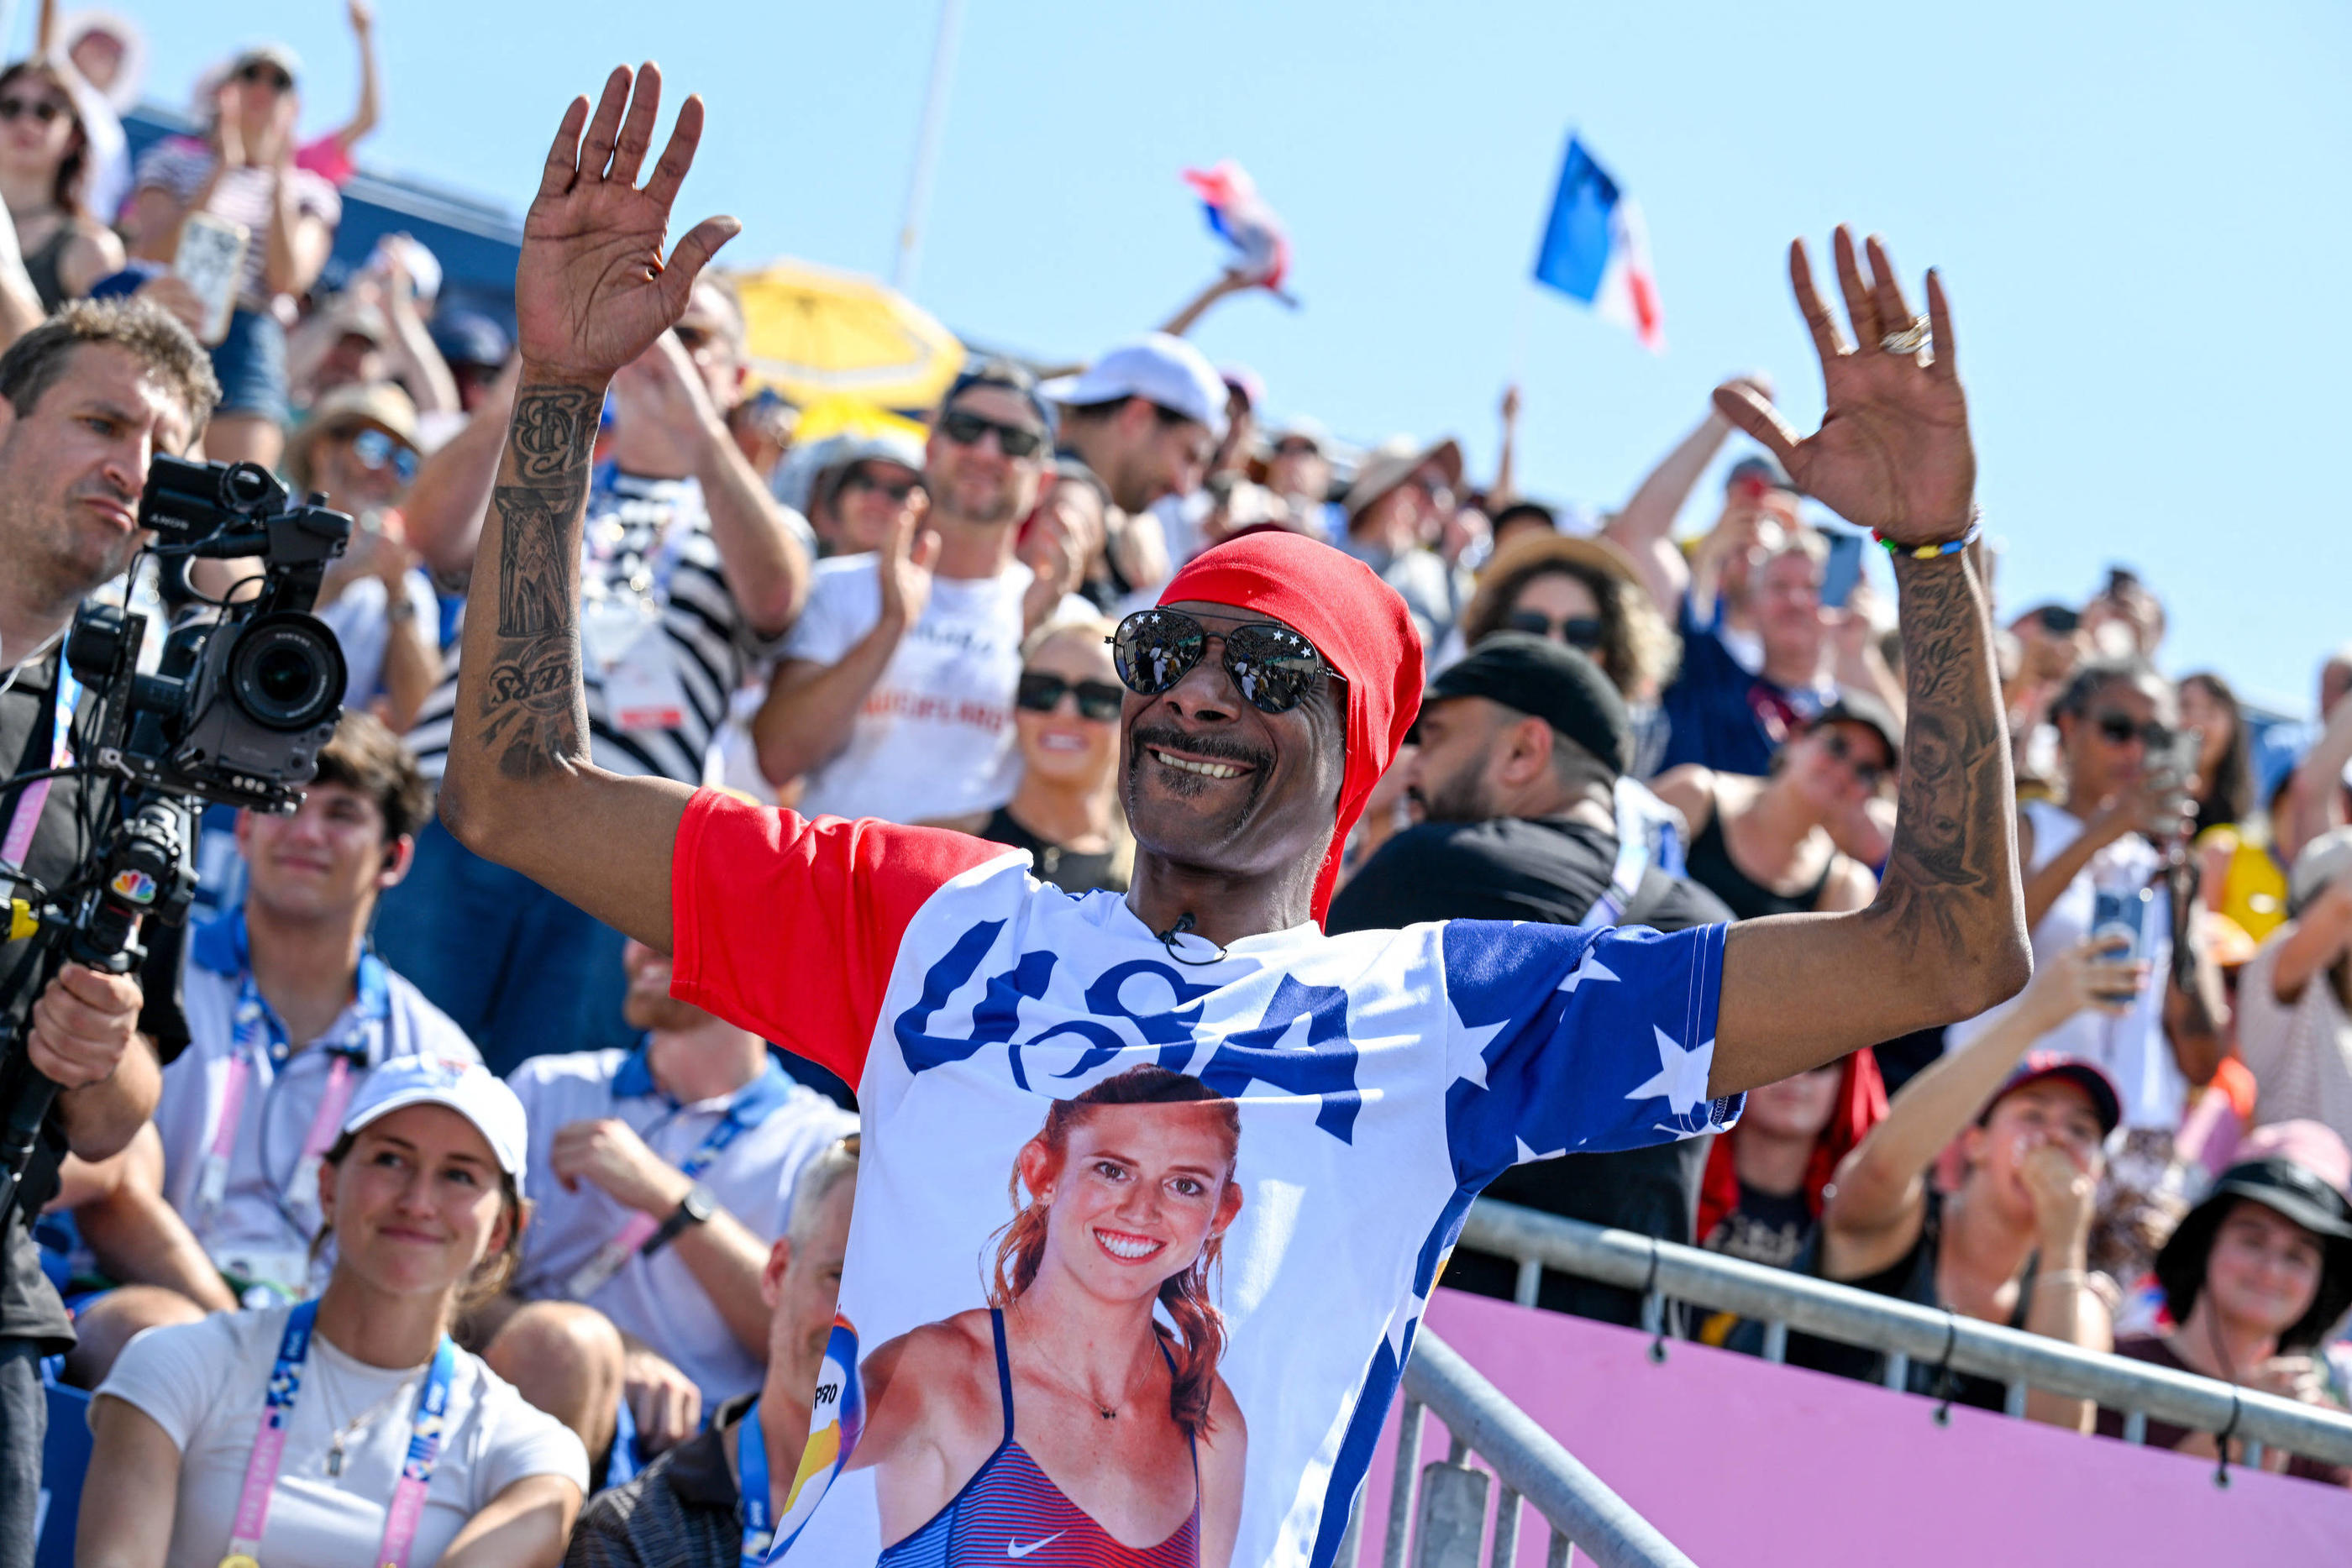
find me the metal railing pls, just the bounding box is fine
[1458,1198,2352,1469]
[1337,1327,1697,1568]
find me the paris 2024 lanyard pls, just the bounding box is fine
[219,1298,458,1568]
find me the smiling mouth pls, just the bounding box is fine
[1092,1226,1167,1263]
[1149,748,1248,780]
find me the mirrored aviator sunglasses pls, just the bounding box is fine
[1108,608,1338,715]
[349,425,418,483]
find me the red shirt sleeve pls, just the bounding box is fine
[667,789,1012,1089]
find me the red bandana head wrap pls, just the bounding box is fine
[1158,532,1422,924]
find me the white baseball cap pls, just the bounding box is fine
[1039,333,1229,441]
[340,1056,529,1177]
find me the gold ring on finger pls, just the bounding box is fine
[1880,317,1931,354]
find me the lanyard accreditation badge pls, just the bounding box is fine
[737,1398,772,1568]
[0,658,76,879]
[220,1299,459,1568]
[196,921,391,1280]
[563,1063,795,1300]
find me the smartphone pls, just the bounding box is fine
[2089,884,2153,1000]
[172,212,249,346]
[1819,527,1865,610]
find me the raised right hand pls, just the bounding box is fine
[877,491,938,632]
[515,64,740,385]
[2021,933,2147,1026]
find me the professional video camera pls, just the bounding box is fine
[0,458,352,1224]
[68,455,353,813]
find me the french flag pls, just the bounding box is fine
[1183,160,1297,304]
[1532,135,1664,354]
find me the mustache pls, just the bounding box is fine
[1128,723,1273,772]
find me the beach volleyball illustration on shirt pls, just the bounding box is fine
[848,1066,1248,1566]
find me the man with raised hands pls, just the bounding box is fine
[442,64,2027,1567]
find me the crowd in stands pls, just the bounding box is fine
[0,10,2349,1568]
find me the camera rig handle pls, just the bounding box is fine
[0,794,197,1228]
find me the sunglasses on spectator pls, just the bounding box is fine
[1016,671,1124,722]
[938,408,1046,460]
[1502,610,1604,651]
[0,96,66,124]
[1408,474,1456,508]
[1819,727,1888,789]
[235,63,294,92]
[1109,608,1342,715]
[840,468,919,504]
[343,425,418,484]
[1273,438,1321,459]
[2092,711,2170,749]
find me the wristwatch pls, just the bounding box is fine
[640,1183,717,1256]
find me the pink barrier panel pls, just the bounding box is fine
[1347,1287,2352,1566]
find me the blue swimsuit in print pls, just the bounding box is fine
[875,1308,1201,1568]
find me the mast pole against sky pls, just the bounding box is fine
[891,0,966,296]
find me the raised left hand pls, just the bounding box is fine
[515,64,740,385]
[549,1117,689,1215]
[28,964,143,1089]
[1714,228,1974,547]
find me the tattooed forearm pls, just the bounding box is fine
[464,382,599,783]
[1877,550,2025,966]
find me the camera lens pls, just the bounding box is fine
[226,613,348,732]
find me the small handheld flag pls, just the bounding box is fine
[1532,135,1664,354]
[1183,160,1298,307]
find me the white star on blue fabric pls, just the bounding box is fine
[1557,952,1620,994]
[1625,1027,1714,1118]
[1451,1015,1510,1089]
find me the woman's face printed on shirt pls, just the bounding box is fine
[318,1104,512,1298]
[1020,1102,1242,1305]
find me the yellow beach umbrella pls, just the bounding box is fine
[729,259,965,415]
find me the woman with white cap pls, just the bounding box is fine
[79,1057,588,1568]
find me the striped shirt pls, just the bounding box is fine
[130,136,341,307]
[407,468,776,787]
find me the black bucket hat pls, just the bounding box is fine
[2155,1156,2352,1351]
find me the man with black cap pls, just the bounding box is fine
[1329,635,1735,1324]
[444,69,2031,1562]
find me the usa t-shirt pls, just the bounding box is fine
[779,554,1032,824]
[667,791,1740,1568]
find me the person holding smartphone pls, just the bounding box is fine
[1794,937,2134,1430]
[1946,656,2229,1281]
[119,43,341,469]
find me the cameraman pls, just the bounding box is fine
[0,300,218,1567]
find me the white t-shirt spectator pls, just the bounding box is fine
[409,468,782,789]
[152,914,480,1293]
[2237,931,2352,1146]
[95,1303,587,1568]
[130,136,342,307]
[780,553,1032,824]
[505,1048,857,1403]
[1947,799,2181,1130]
[315,570,438,716]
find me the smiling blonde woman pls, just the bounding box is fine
[848,1067,1247,1567]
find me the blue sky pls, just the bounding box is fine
[58,0,2349,711]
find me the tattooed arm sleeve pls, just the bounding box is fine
[440,375,694,950]
[1708,549,2031,1096]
